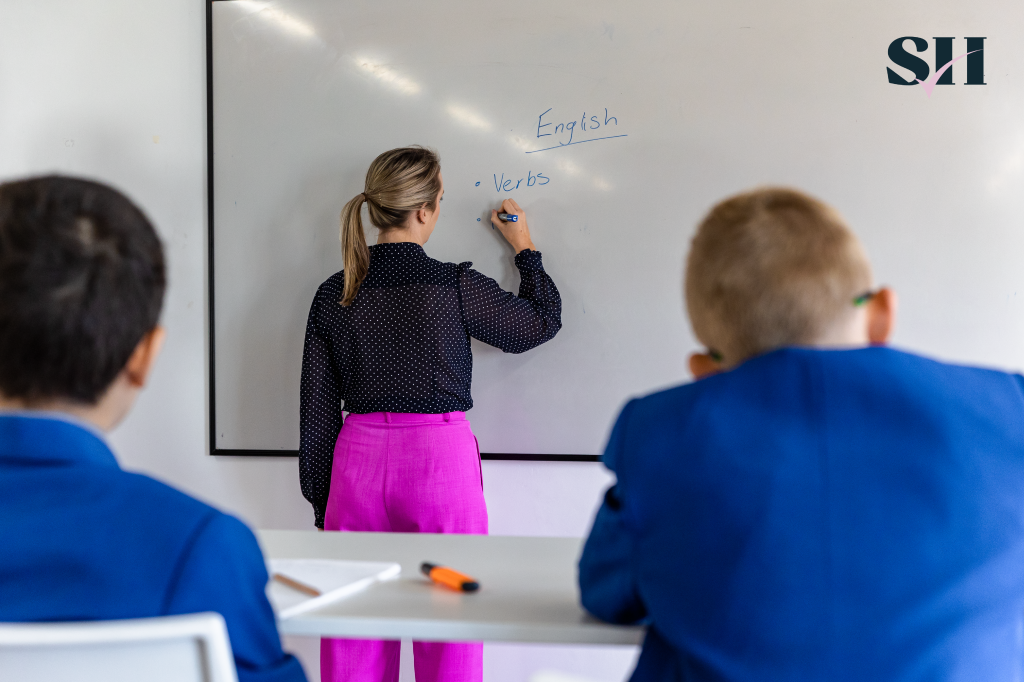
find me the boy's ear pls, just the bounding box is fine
[689,352,723,380]
[867,287,897,345]
[124,326,166,389]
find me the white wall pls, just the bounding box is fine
[0,2,635,679]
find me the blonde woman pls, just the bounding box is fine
[299,146,561,682]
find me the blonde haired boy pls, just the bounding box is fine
[580,188,1024,682]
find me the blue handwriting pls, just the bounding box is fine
[530,107,625,153]
[492,170,550,192]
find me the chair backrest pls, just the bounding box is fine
[0,612,238,682]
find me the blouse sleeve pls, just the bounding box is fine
[458,249,562,354]
[299,285,343,529]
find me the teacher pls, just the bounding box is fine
[299,146,561,682]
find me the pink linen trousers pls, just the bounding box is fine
[321,411,488,682]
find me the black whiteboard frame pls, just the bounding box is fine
[204,0,598,462]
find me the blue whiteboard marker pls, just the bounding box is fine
[497,213,518,222]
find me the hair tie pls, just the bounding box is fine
[359,192,367,201]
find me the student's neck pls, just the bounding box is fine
[0,383,133,433]
[0,396,103,429]
[812,310,870,349]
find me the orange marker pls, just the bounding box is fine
[420,562,480,592]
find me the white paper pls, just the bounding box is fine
[267,559,401,619]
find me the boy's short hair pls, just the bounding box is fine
[0,176,166,404]
[685,187,871,365]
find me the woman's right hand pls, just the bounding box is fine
[490,198,536,253]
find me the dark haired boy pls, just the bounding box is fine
[0,176,306,682]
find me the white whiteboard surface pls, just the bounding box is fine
[212,0,1024,455]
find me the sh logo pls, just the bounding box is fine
[887,37,986,96]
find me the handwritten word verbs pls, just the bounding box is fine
[493,170,550,192]
[536,107,618,147]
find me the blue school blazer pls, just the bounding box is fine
[580,347,1024,682]
[0,414,306,682]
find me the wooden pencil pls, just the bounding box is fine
[272,572,321,597]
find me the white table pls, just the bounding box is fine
[258,530,644,645]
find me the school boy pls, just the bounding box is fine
[0,176,306,682]
[579,188,1024,681]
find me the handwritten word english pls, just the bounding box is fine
[535,107,620,149]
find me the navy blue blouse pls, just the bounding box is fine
[300,242,561,527]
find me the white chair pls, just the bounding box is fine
[0,612,238,682]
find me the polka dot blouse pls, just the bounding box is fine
[299,242,562,527]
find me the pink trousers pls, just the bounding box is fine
[321,412,488,682]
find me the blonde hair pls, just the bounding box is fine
[339,146,442,306]
[685,187,872,365]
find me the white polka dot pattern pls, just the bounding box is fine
[299,242,562,527]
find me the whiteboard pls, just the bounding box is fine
[210,0,1024,457]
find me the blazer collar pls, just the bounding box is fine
[0,412,118,468]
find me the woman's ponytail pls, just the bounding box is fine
[337,146,442,307]
[339,193,370,306]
